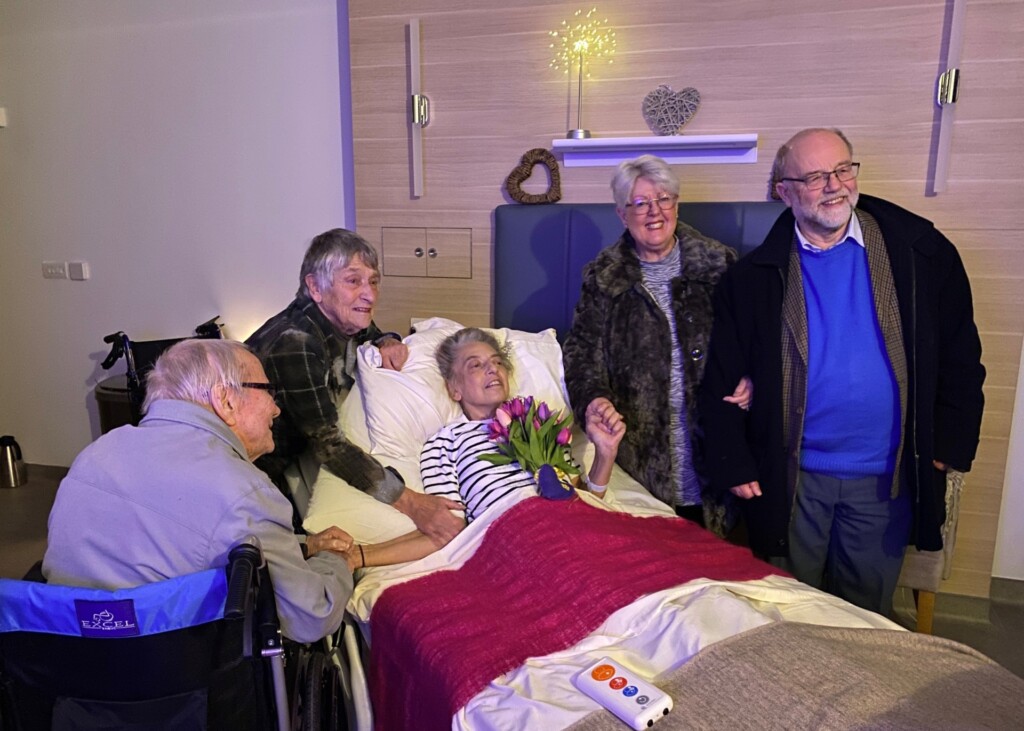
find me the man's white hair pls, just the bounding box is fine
[143,339,254,413]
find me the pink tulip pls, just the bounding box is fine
[556,427,572,446]
[509,398,526,420]
[488,419,509,442]
[495,404,512,428]
[533,417,542,432]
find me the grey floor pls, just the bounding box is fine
[3,465,1023,680]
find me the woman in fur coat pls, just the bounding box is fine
[563,155,748,529]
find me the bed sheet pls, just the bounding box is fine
[346,470,900,731]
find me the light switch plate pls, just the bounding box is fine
[68,261,90,281]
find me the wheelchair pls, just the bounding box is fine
[0,540,345,730]
[100,316,223,426]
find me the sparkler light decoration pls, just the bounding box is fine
[550,7,616,139]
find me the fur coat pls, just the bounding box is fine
[563,223,737,510]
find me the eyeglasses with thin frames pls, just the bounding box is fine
[623,194,678,215]
[779,162,860,191]
[241,382,277,399]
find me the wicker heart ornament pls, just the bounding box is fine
[642,85,701,136]
[504,148,561,204]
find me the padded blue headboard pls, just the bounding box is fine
[493,201,786,338]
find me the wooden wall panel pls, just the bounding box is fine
[350,0,1024,598]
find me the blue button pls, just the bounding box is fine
[623,686,638,697]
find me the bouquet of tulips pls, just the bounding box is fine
[478,396,580,499]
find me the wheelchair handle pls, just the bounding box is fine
[100,332,127,370]
[225,540,263,620]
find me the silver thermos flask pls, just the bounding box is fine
[1,435,28,488]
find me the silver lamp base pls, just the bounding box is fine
[566,129,591,139]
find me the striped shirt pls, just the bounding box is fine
[420,418,537,522]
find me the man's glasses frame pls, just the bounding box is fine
[623,194,679,216]
[779,162,860,191]
[241,382,277,399]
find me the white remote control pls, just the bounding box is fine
[574,657,673,730]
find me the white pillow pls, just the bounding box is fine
[304,459,420,543]
[338,382,371,453]
[303,318,571,545]
[304,376,425,542]
[359,317,569,463]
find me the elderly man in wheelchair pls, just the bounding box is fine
[0,339,355,730]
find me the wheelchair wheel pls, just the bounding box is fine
[296,648,343,731]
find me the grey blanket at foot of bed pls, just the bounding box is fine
[568,621,1024,731]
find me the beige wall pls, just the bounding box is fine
[0,1,349,465]
[349,0,1024,597]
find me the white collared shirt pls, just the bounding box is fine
[794,211,865,253]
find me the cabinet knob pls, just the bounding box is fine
[414,247,424,258]
[427,248,438,258]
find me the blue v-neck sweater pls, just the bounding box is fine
[799,241,900,478]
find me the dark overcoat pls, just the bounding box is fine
[699,194,985,556]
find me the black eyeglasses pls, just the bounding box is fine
[779,162,860,191]
[623,194,678,215]
[240,382,277,399]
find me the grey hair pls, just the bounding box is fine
[435,327,513,384]
[769,128,854,200]
[297,228,381,299]
[143,339,254,412]
[609,154,680,209]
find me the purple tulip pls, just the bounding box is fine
[537,401,551,422]
[556,427,572,446]
[509,398,526,420]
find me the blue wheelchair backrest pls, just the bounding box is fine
[0,568,228,639]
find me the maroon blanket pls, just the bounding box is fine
[369,497,784,731]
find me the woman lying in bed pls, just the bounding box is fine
[342,327,625,571]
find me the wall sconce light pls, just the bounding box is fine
[408,19,430,198]
[550,8,616,140]
[931,0,965,194]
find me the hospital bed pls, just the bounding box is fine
[301,202,1024,730]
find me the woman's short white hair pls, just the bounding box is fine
[610,155,680,209]
[298,228,380,299]
[143,339,253,413]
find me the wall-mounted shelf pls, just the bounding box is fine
[552,133,758,167]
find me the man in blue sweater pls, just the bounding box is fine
[699,128,985,616]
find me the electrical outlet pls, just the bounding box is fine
[42,261,68,279]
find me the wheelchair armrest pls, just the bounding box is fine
[225,541,263,620]
[255,563,284,649]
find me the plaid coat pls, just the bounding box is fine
[246,296,400,502]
